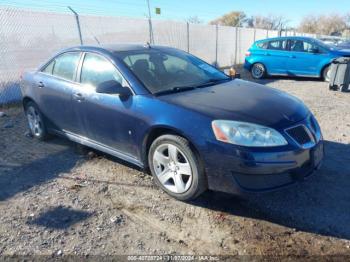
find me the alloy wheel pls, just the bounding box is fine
[152,143,192,194]
[26,106,43,137]
[252,63,265,79]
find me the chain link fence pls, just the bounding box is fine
[0,6,319,105]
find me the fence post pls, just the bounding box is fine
[148,19,154,44]
[253,28,256,42]
[215,24,218,67]
[187,22,190,53]
[67,6,83,45]
[146,0,154,44]
[234,27,238,65]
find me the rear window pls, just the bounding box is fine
[256,41,268,49]
[42,60,55,74]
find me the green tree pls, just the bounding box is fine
[209,11,247,27]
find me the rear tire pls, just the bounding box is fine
[251,63,266,79]
[24,101,50,140]
[148,135,207,201]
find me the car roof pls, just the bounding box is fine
[256,36,316,43]
[62,43,176,54]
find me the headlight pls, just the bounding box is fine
[212,120,288,147]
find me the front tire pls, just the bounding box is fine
[251,63,266,79]
[25,101,49,140]
[148,135,207,201]
[322,65,331,82]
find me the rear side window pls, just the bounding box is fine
[80,53,124,87]
[52,52,81,81]
[42,60,55,74]
[256,41,268,49]
[267,40,287,50]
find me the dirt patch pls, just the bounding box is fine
[1,72,350,257]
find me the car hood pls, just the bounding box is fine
[332,48,350,56]
[158,79,310,128]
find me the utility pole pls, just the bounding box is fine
[68,6,83,45]
[146,0,154,44]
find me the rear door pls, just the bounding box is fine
[35,52,82,132]
[286,39,328,76]
[262,39,289,75]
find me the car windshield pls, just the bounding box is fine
[116,48,230,94]
[313,38,337,50]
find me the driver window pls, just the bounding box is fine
[80,53,125,88]
[290,40,316,53]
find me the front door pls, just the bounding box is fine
[72,52,138,157]
[287,40,327,77]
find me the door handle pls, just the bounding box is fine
[37,81,45,88]
[289,55,296,58]
[73,93,85,102]
[264,53,271,56]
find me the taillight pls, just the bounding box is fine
[245,51,251,57]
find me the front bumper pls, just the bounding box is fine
[205,140,324,194]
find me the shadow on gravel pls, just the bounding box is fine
[0,140,82,201]
[27,206,92,229]
[192,140,350,240]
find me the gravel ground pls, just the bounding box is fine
[1,70,350,259]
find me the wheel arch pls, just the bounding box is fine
[22,96,36,109]
[141,125,203,169]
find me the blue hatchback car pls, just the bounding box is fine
[21,44,323,201]
[244,36,350,81]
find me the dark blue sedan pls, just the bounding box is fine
[21,44,324,200]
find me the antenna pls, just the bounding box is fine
[93,36,101,45]
[67,6,83,45]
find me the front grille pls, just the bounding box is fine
[286,125,313,145]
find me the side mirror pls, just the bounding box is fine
[96,80,131,97]
[309,47,319,54]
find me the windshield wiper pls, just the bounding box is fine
[195,78,231,88]
[153,78,231,96]
[154,86,197,96]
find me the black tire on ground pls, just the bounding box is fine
[148,134,207,201]
[251,63,267,79]
[24,101,50,141]
[322,65,331,82]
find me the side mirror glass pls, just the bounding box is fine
[96,80,131,97]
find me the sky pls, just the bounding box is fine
[2,0,350,27]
